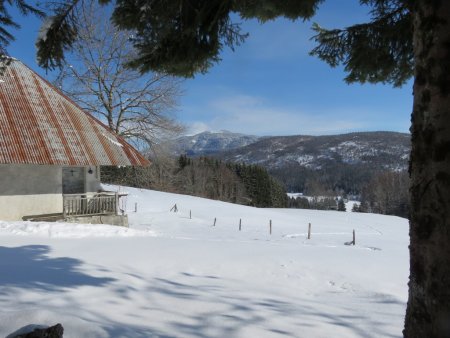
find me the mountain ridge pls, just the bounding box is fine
[218,131,410,171]
[170,130,261,156]
[170,130,410,194]
[172,130,410,171]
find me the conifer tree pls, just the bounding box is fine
[337,198,346,212]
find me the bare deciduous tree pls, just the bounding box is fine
[55,1,184,150]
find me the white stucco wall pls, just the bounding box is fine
[0,164,101,221]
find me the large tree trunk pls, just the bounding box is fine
[404,1,450,337]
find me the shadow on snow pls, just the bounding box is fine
[0,245,115,292]
[0,247,403,337]
[99,272,403,338]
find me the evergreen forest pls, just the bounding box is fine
[101,155,287,208]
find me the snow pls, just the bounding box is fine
[0,222,155,238]
[101,132,123,147]
[287,192,303,198]
[346,200,360,211]
[0,185,409,338]
[339,141,359,147]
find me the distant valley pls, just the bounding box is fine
[170,130,410,196]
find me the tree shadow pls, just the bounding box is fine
[102,326,177,338]
[125,272,403,338]
[0,250,403,337]
[0,245,115,293]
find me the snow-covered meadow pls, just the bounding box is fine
[0,185,409,337]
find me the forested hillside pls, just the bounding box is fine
[173,131,410,196]
[218,131,410,194]
[101,156,287,208]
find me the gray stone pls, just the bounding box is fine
[12,324,64,338]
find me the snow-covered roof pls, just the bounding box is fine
[0,59,150,166]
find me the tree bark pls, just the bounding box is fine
[404,1,450,337]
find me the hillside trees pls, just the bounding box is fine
[288,196,311,209]
[270,162,378,197]
[101,144,178,191]
[174,157,247,203]
[102,156,287,208]
[337,198,346,212]
[360,171,410,218]
[231,163,288,208]
[53,1,183,150]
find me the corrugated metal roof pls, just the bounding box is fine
[0,59,150,166]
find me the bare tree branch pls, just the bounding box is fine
[54,0,184,150]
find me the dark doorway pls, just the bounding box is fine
[62,167,85,194]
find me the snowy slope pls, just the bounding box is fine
[0,185,409,338]
[219,131,410,171]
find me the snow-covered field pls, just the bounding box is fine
[0,185,409,338]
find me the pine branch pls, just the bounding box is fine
[36,0,80,70]
[310,1,413,87]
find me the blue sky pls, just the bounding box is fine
[7,0,412,137]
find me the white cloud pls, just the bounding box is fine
[184,122,210,136]
[204,94,366,136]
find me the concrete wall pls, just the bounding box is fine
[85,166,101,193]
[0,164,101,221]
[67,215,128,227]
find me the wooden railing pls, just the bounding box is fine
[63,193,119,218]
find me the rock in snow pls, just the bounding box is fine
[9,324,63,338]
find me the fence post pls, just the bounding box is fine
[190,210,192,219]
[115,193,119,215]
[270,220,272,235]
[308,223,311,239]
[353,229,356,245]
[135,203,137,213]
[239,219,242,231]
[213,218,216,226]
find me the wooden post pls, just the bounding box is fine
[135,202,137,213]
[308,223,311,239]
[270,220,272,235]
[353,229,356,245]
[190,210,192,219]
[239,219,242,231]
[115,193,119,216]
[213,217,216,226]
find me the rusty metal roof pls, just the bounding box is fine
[0,59,150,166]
